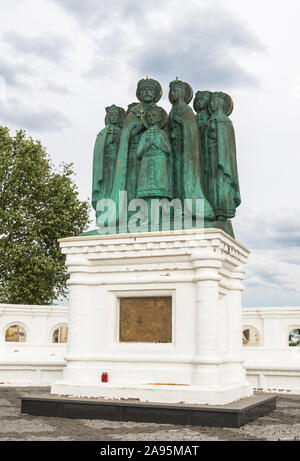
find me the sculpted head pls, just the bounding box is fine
[209,92,233,116]
[140,85,155,102]
[169,85,182,103]
[136,78,162,104]
[193,91,211,112]
[105,105,126,127]
[169,79,193,105]
[144,106,167,129]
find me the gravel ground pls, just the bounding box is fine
[0,387,300,441]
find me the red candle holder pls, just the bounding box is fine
[101,372,108,383]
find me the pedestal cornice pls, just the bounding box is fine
[59,229,249,268]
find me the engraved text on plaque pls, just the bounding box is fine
[119,297,172,343]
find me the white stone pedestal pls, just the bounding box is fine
[51,229,252,405]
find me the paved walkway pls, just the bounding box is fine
[0,387,300,441]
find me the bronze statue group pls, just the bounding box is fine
[92,77,240,238]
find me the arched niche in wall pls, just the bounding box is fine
[52,324,68,344]
[242,326,261,347]
[5,323,27,342]
[288,328,300,347]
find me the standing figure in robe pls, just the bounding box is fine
[137,106,172,230]
[92,104,126,220]
[193,90,212,200]
[207,92,241,223]
[137,106,172,200]
[168,79,215,225]
[108,77,162,227]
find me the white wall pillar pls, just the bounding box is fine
[228,265,246,356]
[190,249,223,387]
[226,264,248,383]
[65,284,89,357]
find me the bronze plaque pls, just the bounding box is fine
[119,297,172,343]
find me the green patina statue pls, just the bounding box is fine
[206,92,241,223]
[193,90,211,199]
[112,78,162,204]
[136,105,172,230]
[137,105,172,201]
[92,105,126,219]
[86,76,241,238]
[168,79,214,225]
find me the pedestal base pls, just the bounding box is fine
[55,229,251,406]
[51,382,253,406]
[21,393,276,428]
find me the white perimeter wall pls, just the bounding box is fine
[0,304,68,385]
[0,304,300,393]
[242,307,300,394]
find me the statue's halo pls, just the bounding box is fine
[169,80,193,105]
[214,92,234,116]
[143,106,168,129]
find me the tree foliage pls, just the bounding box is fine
[0,127,90,305]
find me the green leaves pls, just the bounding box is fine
[0,127,90,305]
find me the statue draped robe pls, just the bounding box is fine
[196,113,210,200]
[92,124,120,217]
[108,102,157,225]
[207,116,241,219]
[169,105,215,222]
[137,127,172,199]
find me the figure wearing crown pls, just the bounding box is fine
[168,79,215,224]
[134,105,172,230]
[107,77,163,224]
[193,90,212,199]
[137,105,172,200]
[207,92,240,223]
[92,104,126,219]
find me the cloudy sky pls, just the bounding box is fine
[1,0,300,307]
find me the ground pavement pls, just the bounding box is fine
[0,387,300,441]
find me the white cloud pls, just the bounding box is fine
[3,31,72,65]
[0,99,70,132]
[235,209,300,306]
